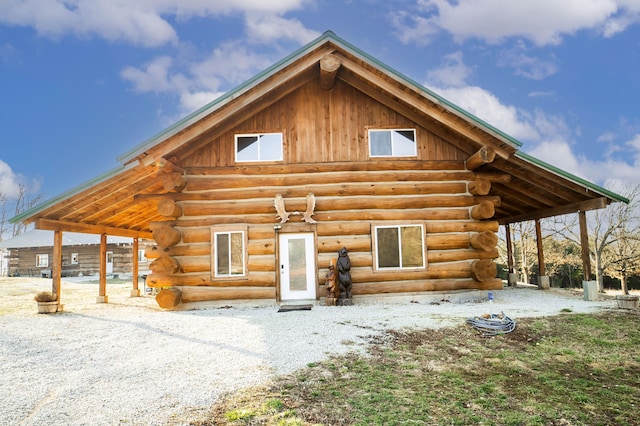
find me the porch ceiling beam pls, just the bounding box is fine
[34,218,153,239]
[499,197,609,225]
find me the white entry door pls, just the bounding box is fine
[279,233,316,301]
[106,251,114,274]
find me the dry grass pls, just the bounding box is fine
[199,311,640,426]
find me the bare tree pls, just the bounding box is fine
[550,185,640,292]
[11,183,43,237]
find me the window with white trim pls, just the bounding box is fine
[211,225,248,278]
[71,253,79,264]
[368,129,417,157]
[36,254,49,268]
[235,133,283,162]
[373,224,425,270]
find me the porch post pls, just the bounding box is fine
[97,233,108,303]
[52,230,64,310]
[131,237,140,297]
[535,219,549,289]
[579,210,598,300]
[505,223,517,286]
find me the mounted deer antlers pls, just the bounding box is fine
[274,193,317,224]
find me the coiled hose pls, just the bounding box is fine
[466,312,516,337]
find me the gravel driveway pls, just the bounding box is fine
[0,278,619,425]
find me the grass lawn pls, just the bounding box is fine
[194,311,640,426]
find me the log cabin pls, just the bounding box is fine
[10,31,627,309]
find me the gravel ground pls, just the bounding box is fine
[0,278,624,425]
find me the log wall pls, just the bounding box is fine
[144,78,502,306]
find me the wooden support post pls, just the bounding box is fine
[505,223,517,286]
[535,219,549,289]
[97,233,108,303]
[579,210,592,281]
[535,219,545,277]
[52,230,63,310]
[131,237,140,297]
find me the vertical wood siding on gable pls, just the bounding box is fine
[181,78,467,168]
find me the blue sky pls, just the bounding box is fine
[1,0,640,206]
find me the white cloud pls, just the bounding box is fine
[394,0,640,46]
[425,51,473,87]
[497,48,558,80]
[0,159,31,199]
[121,56,176,93]
[245,14,320,45]
[121,42,276,114]
[425,52,640,189]
[0,0,310,46]
[431,85,540,141]
[0,0,178,46]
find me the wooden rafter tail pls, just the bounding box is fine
[466,146,496,170]
[319,53,341,90]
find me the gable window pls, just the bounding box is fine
[368,129,417,157]
[373,224,425,270]
[211,225,248,279]
[235,133,283,162]
[36,254,49,268]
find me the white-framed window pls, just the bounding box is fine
[373,224,426,270]
[211,225,248,279]
[368,128,417,157]
[71,253,79,264]
[138,249,147,263]
[36,254,49,268]
[235,133,283,162]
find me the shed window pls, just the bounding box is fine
[373,224,425,270]
[36,254,49,268]
[211,225,248,279]
[368,129,416,157]
[235,133,283,162]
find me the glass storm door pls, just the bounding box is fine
[279,233,316,300]
[106,251,114,274]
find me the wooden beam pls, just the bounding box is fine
[466,146,496,170]
[499,197,609,224]
[505,223,514,274]
[535,219,545,277]
[579,210,592,281]
[52,230,62,304]
[319,53,341,90]
[35,218,153,239]
[132,237,139,295]
[99,233,107,303]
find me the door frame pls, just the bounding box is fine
[275,224,318,302]
[106,251,114,274]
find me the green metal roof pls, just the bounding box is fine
[11,30,627,226]
[117,30,522,165]
[515,150,629,204]
[9,164,133,224]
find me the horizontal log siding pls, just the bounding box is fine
[163,158,500,297]
[162,78,498,299]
